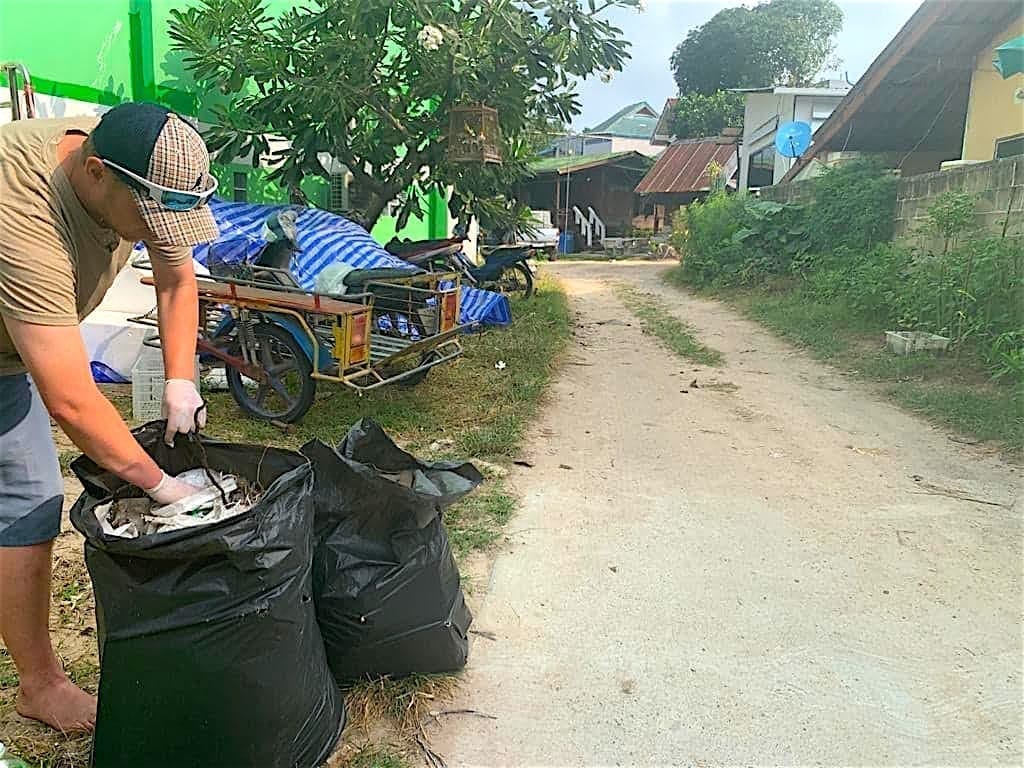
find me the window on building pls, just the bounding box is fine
[748,146,775,188]
[232,172,247,202]
[995,133,1024,160]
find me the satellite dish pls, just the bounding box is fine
[775,121,812,158]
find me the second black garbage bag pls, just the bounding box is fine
[302,418,483,685]
[69,422,345,768]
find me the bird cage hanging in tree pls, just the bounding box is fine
[447,103,503,164]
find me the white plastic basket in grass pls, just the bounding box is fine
[885,331,951,356]
[131,345,200,423]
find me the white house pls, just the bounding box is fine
[734,81,851,190]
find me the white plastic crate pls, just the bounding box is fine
[131,345,200,423]
[885,330,951,356]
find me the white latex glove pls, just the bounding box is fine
[144,472,203,506]
[161,378,206,446]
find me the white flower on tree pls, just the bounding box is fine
[599,68,615,83]
[418,24,444,51]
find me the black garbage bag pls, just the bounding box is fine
[302,418,483,685]
[69,422,345,768]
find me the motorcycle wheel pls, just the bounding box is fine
[492,263,534,299]
[225,322,316,423]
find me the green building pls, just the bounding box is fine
[0,0,449,243]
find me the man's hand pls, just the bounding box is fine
[162,379,205,446]
[149,253,203,445]
[144,471,203,505]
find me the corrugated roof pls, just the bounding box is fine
[634,138,738,194]
[529,150,650,176]
[587,101,660,139]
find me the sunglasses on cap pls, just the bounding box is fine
[100,158,218,212]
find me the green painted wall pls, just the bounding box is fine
[0,0,133,104]
[0,0,449,242]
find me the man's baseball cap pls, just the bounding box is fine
[91,102,219,246]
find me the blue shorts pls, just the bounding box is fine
[0,373,63,547]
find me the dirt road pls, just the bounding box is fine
[432,261,1022,766]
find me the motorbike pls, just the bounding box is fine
[386,236,536,299]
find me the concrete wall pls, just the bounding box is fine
[757,178,816,204]
[962,17,1024,162]
[894,155,1024,241]
[761,156,1023,243]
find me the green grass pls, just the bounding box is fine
[0,648,17,688]
[665,269,1024,454]
[889,383,1023,448]
[445,480,516,558]
[347,747,412,768]
[615,284,723,367]
[58,450,78,476]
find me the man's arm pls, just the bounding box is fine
[149,254,205,444]
[5,319,163,490]
[150,256,199,380]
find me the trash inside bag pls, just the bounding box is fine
[69,421,344,768]
[92,469,257,537]
[302,418,483,685]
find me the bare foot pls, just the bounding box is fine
[16,677,96,733]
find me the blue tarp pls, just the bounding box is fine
[195,199,512,327]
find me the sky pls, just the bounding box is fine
[572,0,923,129]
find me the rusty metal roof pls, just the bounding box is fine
[634,138,738,194]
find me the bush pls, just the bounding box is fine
[677,192,746,286]
[676,194,809,287]
[804,159,897,258]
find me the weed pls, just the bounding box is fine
[616,285,723,366]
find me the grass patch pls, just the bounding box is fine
[7,277,571,768]
[667,272,1024,454]
[57,451,78,476]
[888,383,1023,448]
[445,480,516,559]
[344,746,412,768]
[615,284,723,367]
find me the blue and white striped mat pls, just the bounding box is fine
[194,199,512,327]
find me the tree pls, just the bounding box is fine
[168,0,640,231]
[670,0,843,94]
[669,90,744,140]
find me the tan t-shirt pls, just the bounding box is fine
[0,117,190,375]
